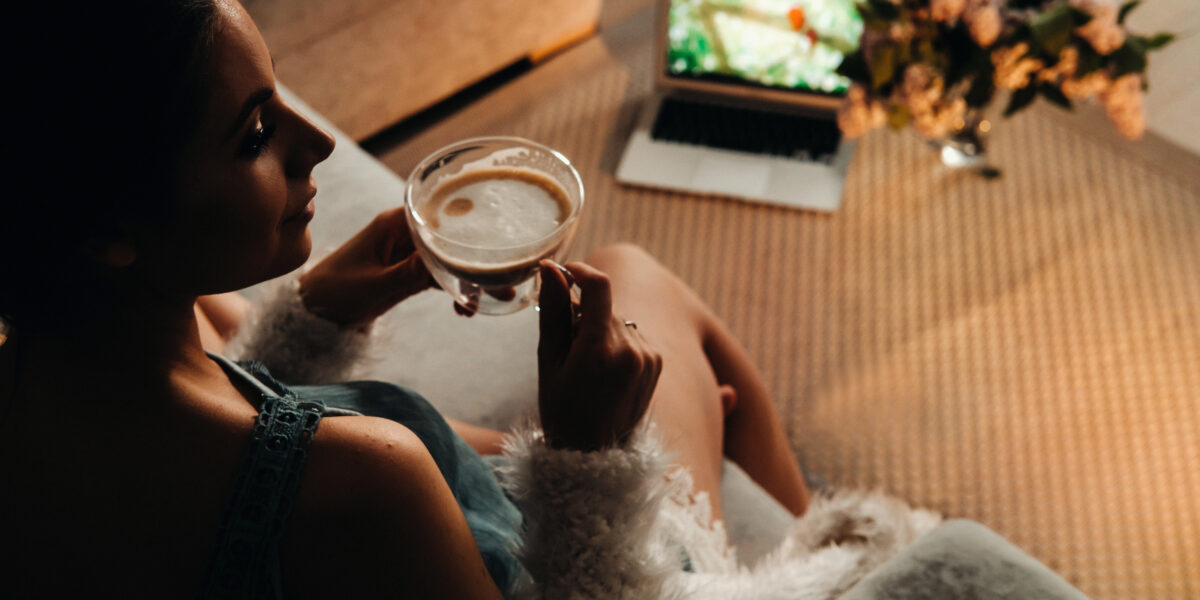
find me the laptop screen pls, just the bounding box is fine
[665,0,863,97]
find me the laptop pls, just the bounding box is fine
[616,0,863,212]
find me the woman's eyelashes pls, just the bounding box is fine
[241,121,276,157]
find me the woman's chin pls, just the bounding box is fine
[281,229,314,273]
[261,229,314,282]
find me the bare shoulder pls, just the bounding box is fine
[282,415,503,600]
[301,415,433,501]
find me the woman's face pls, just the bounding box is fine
[130,0,335,298]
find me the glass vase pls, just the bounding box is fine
[931,109,991,169]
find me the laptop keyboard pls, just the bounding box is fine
[651,98,842,162]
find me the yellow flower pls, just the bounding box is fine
[1061,70,1110,99]
[1038,46,1080,84]
[991,43,1044,90]
[837,84,887,139]
[1071,0,1126,55]
[1100,74,1145,139]
[965,0,1002,47]
[931,0,966,22]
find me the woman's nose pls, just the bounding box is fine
[285,110,336,178]
[310,121,336,163]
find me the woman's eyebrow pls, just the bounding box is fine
[225,87,275,141]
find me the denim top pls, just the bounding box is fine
[199,354,524,599]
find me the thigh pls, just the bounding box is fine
[196,292,251,340]
[195,303,226,353]
[584,245,728,520]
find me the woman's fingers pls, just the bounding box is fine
[454,281,480,317]
[537,260,574,366]
[484,286,517,302]
[536,260,666,450]
[374,207,417,264]
[563,261,612,334]
[383,253,434,300]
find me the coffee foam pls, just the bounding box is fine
[420,167,570,249]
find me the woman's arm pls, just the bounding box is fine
[500,425,681,599]
[493,261,677,597]
[284,416,505,599]
[444,417,507,455]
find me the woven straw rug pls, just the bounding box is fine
[374,5,1200,597]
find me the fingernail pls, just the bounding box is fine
[547,260,576,287]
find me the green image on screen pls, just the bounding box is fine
[667,0,862,95]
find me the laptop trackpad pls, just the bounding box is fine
[692,156,770,198]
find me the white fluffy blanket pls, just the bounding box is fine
[501,427,941,599]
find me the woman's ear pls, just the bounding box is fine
[86,240,138,268]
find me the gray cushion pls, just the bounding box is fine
[841,520,1090,599]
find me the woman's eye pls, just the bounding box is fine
[241,122,276,157]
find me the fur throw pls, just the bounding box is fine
[500,427,941,600]
[226,277,372,384]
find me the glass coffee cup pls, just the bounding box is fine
[405,137,584,315]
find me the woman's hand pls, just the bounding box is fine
[299,207,435,328]
[536,260,663,451]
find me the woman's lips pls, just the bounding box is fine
[283,195,317,225]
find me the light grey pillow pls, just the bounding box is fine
[841,520,1090,599]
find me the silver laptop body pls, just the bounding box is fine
[616,0,859,212]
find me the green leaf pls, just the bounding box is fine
[1111,40,1147,77]
[837,51,871,83]
[1074,44,1105,76]
[1068,7,1093,27]
[887,105,911,130]
[965,74,996,108]
[867,0,900,21]
[915,39,936,64]
[863,17,892,31]
[871,45,897,90]
[1004,85,1038,116]
[1029,5,1073,56]
[1009,23,1033,45]
[1144,33,1175,50]
[1039,84,1073,110]
[1118,0,1140,25]
[897,39,914,65]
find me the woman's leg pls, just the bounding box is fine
[195,304,227,353]
[585,244,809,519]
[195,292,252,340]
[702,317,811,515]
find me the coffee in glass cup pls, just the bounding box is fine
[405,137,584,315]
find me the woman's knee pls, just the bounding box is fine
[584,243,712,325]
[584,243,659,276]
[585,244,685,300]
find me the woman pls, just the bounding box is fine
[1,1,932,598]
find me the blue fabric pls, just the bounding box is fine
[205,356,524,598]
[200,364,325,600]
[289,379,526,595]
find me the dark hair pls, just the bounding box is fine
[1,0,220,332]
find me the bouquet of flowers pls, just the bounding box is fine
[835,0,1173,141]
